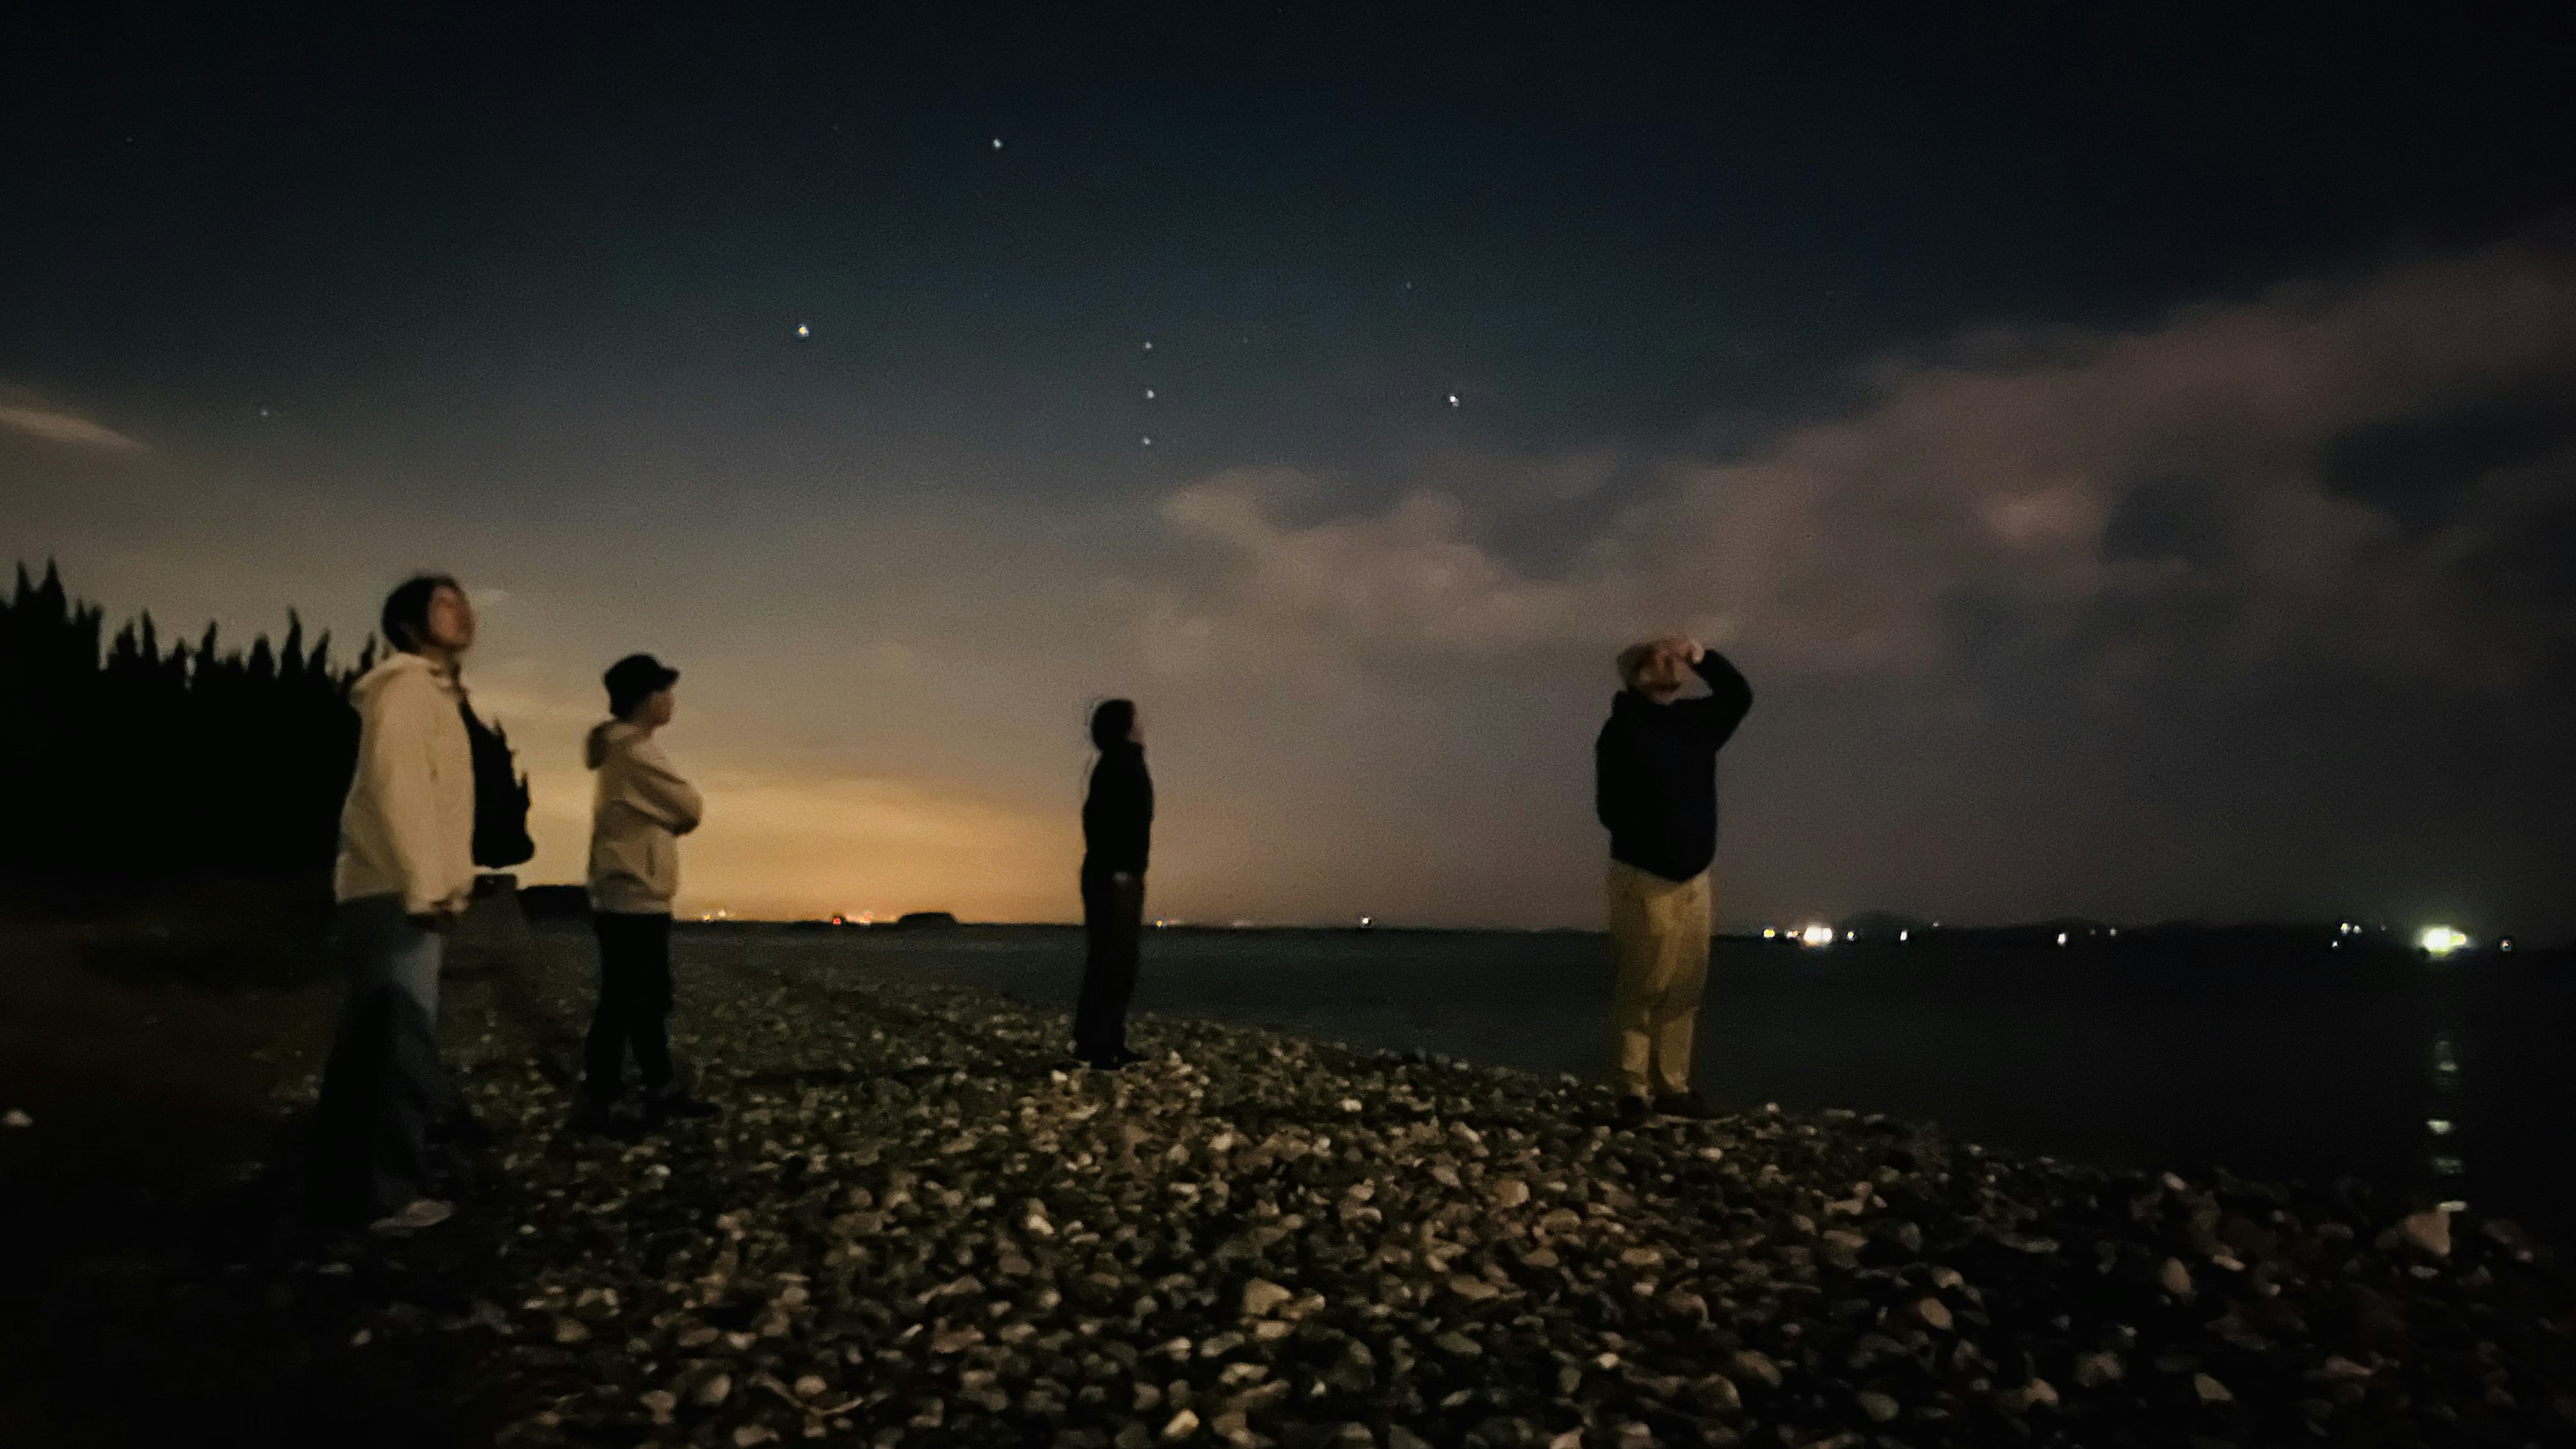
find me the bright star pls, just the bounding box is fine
[991,138,1004,150]
[1144,388,1155,400]
[1447,393,1460,407]
[1141,436,1153,446]
[1142,340,1153,352]
[796,323,810,337]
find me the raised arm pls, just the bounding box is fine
[1690,648,1754,745]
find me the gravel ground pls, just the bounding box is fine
[154,937,2576,1448]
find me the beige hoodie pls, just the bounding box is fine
[334,651,478,915]
[586,718,703,914]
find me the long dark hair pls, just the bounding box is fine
[379,573,462,654]
[1089,698,1136,750]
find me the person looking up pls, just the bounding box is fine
[1595,635,1754,1128]
[1075,698,1152,1069]
[309,572,480,1233]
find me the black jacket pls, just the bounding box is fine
[1595,651,1753,882]
[1082,741,1153,875]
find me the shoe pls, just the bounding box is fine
[1614,1095,1651,1128]
[1077,1047,1148,1071]
[647,1092,720,1124]
[368,1197,455,1234]
[577,1099,645,1140]
[1653,1090,1720,1121]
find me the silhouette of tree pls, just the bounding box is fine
[0,559,528,890]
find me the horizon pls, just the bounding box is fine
[8,6,2574,936]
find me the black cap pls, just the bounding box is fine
[604,653,680,718]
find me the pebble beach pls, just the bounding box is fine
[112,935,2576,1448]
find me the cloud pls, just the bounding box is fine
[1150,241,2576,690]
[0,390,149,452]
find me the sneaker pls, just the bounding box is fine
[577,1099,645,1140]
[1614,1095,1651,1129]
[647,1092,720,1124]
[1653,1090,1720,1121]
[368,1197,454,1234]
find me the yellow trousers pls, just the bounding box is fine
[1607,859,1711,1098]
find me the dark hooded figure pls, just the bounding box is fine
[1074,698,1152,1068]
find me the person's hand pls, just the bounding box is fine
[1682,637,1705,664]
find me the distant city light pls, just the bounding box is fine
[2055,932,2069,947]
[1762,927,1778,939]
[2419,925,2470,956]
[1358,915,1373,927]
[1799,924,1835,948]
[856,910,873,925]
[828,914,844,926]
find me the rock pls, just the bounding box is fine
[2194,1373,2234,1405]
[2159,1258,2196,1299]
[1910,1296,1952,1332]
[1856,1390,1900,1422]
[692,1372,733,1407]
[794,1374,827,1398]
[2072,1352,2125,1388]
[1,1109,30,1129]
[1448,1274,1501,1301]
[733,1427,778,1448]
[1729,1350,1782,1389]
[639,1389,677,1424]
[1491,1178,1530,1208]
[1161,1409,1201,1440]
[1387,1430,1432,1449]
[1690,1373,1742,1413]
[2397,1208,2452,1259]
[1239,1279,1293,1319]
[1997,1379,2058,1413]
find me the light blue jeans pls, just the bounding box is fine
[309,894,457,1220]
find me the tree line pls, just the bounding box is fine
[0,560,528,888]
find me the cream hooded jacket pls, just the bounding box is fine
[586,719,702,914]
[333,651,478,915]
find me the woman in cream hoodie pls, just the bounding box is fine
[582,653,714,1130]
[310,574,480,1233]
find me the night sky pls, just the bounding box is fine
[7,3,2574,933]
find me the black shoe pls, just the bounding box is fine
[578,1100,645,1140]
[1077,1047,1148,1071]
[1653,1090,1719,1121]
[647,1092,720,1124]
[1614,1095,1651,1128]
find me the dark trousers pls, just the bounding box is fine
[586,911,676,1106]
[1075,865,1144,1061]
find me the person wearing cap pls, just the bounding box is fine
[581,653,716,1130]
[1595,635,1753,1128]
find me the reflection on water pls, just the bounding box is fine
[2428,1027,2469,1214]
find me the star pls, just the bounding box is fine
[1141,435,1153,446]
[796,323,810,337]
[1144,388,1156,400]
[991,138,1004,150]
[1448,393,1460,407]
[1142,340,1153,352]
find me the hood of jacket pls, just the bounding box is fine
[586,717,645,769]
[352,649,458,708]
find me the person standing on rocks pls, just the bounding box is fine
[308,574,482,1233]
[581,653,718,1132]
[1075,698,1152,1069]
[1595,635,1753,1127]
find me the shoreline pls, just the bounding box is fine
[9,934,2575,1446]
